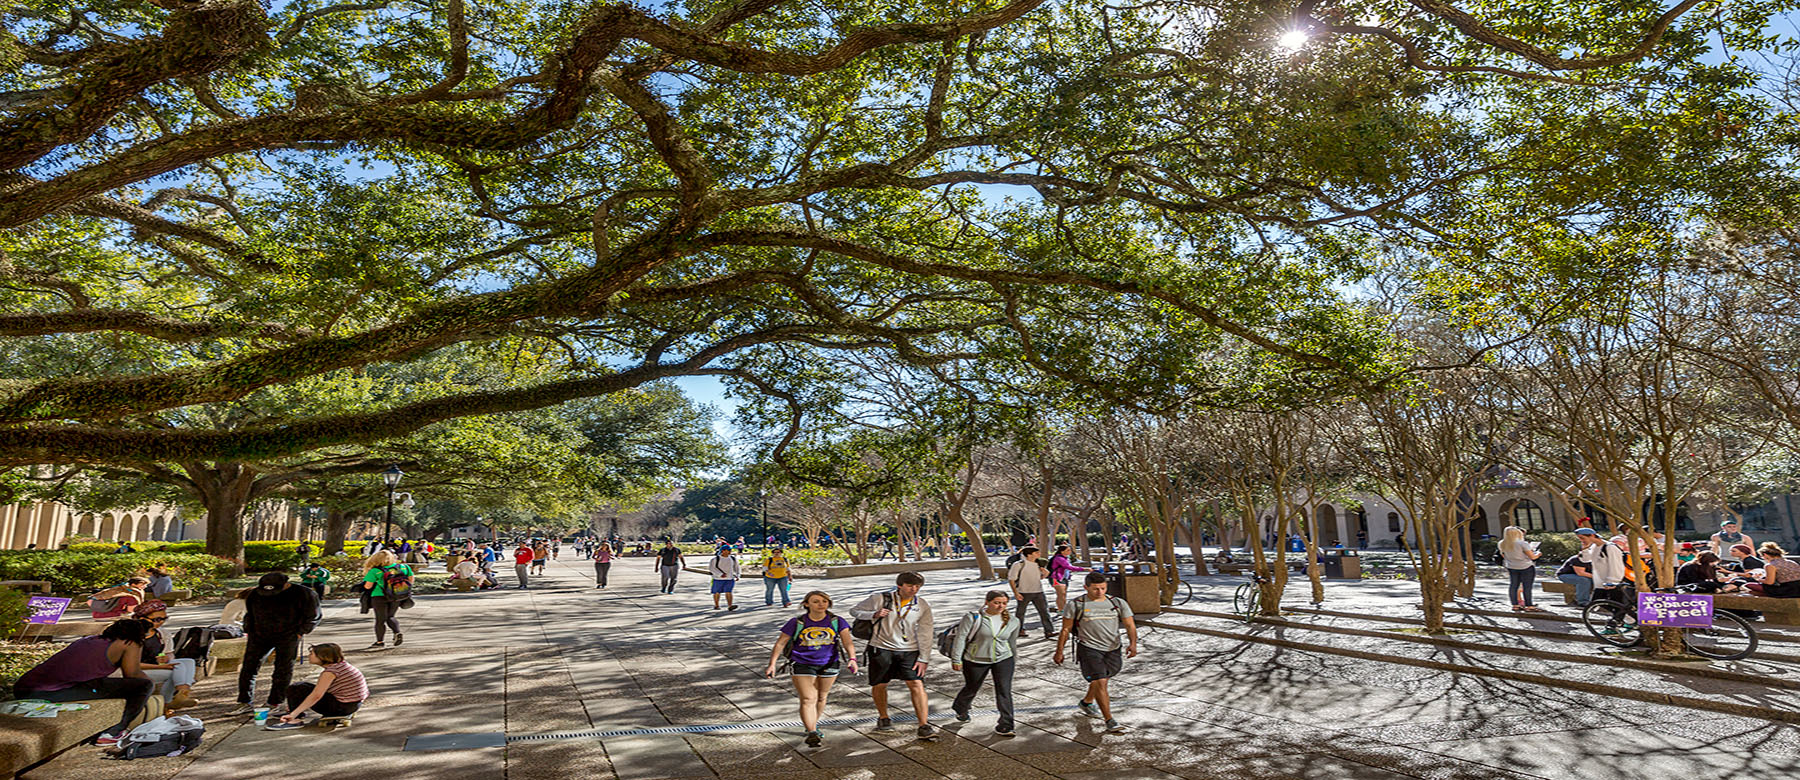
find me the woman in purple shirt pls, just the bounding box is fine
[765,590,860,748]
[1049,545,1088,612]
[14,619,155,746]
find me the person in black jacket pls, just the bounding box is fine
[229,572,321,715]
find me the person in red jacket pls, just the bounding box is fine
[513,543,535,590]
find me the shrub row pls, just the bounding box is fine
[65,541,325,571]
[0,551,236,594]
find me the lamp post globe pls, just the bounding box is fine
[382,466,404,542]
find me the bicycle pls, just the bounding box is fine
[1581,583,1758,661]
[1232,573,1271,620]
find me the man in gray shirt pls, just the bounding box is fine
[850,571,936,740]
[1007,546,1055,639]
[1054,571,1138,734]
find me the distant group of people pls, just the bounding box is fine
[762,567,1139,748]
[1548,519,1800,608]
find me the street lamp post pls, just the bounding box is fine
[760,489,769,549]
[382,465,403,542]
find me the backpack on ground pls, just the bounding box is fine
[207,623,243,640]
[169,626,214,663]
[850,593,893,641]
[382,565,414,601]
[114,715,204,760]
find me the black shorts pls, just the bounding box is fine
[867,648,921,686]
[1076,644,1123,681]
[790,663,840,678]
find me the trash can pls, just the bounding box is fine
[1099,564,1162,615]
[1322,551,1361,579]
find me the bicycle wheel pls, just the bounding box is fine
[1684,610,1758,661]
[1232,583,1257,618]
[1582,599,1642,647]
[1176,580,1195,606]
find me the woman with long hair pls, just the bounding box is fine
[1498,527,1543,612]
[1047,544,1087,612]
[1749,542,1800,597]
[764,590,859,748]
[360,549,413,648]
[1677,551,1725,593]
[949,590,1022,736]
[132,600,198,710]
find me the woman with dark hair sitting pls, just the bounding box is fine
[1676,552,1726,593]
[13,618,156,746]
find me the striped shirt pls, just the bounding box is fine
[324,661,369,703]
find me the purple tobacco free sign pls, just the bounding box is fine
[1637,592,1713,628]
[25,596,71,625]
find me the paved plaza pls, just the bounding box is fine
[27,557,1800,779]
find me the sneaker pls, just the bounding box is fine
[995,724,1016,736]
[226,702,255,716]
[729,604,739,611]
[95,732,121,747]
[916,723,937,741]
[264,719,306,731]
[1079,701,1102,718]
[1105,718,1127,733]
[393,633,404,647]
[953,710,970,722]
[875,717,893,731]
[367,641,386,649]
[804,730,823,748]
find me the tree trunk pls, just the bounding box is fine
[1304,511,1325,605]
[1458,522,1476,597]
[1190,505,1210,577]
[322,509,353,555]
[945,502,995,579]
[1420,574,1447,633]
[190,463,256,575]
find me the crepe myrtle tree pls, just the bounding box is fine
[0,0,1779,542]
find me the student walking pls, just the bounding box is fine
[655,540,686,594]
[950,590,1021,736]
[592,542,613,589]
[1054,571,1138,734]
[710,547,742,610]
[765,591,859,748]
[531,540,550,575]
[513,542,534,589]
[300,561,331,603]
[849,572,936,740]
[232,573,321,714]
[1008,546,1054,639]
[266,643,369,729]
[761,547,793,607]
[1048,544,1087,612]
[361,550,414,648]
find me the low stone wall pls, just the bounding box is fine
[819,557,985,579]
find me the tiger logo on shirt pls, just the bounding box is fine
[796,624,839,648]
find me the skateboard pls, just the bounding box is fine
[316,716,354,730]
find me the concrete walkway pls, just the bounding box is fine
[26,556,1800,779]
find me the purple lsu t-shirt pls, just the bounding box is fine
[781,615,848,666]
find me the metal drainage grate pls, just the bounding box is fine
[405,698,1184,751]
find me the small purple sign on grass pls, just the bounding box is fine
[1637,592,1713,628]
[24,596,71,625]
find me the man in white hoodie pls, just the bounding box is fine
[709,547,741,611]
[850,572,936,740]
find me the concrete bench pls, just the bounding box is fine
[0,694,163,776]
[15,621,108,641]
[1541,581,1800,625]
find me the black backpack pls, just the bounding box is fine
[850,593,893,641]
[115,725,204,760]
[170,627,214,663]
[1004,552,1023,570]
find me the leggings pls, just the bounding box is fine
[19,677,150,736]
[371,595,402,642]
[1507,566,1537,607]
[284,683,362,718]
[593,562,611,587]
[951,657,1015,729]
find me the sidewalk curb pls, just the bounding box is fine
[1140,617,1800,724]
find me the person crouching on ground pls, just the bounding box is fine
[132,600,198,710]
[1054,571,1138,734]
[265,643,369,730]
[710,546,742,610]
[765,590,859,748]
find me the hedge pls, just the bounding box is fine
[66,541,325,571]
[0,587,26,639]
[0,551,236,594]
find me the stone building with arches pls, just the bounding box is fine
[0,500,198,550]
